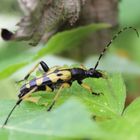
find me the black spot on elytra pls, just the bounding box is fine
[38,85,46,91]
[57,79,64,83]
[57,73,63,76]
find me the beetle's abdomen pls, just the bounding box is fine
[19,76,51,98]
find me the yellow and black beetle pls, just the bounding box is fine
[2,27,139,127]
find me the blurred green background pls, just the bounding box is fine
[0,0,140,103]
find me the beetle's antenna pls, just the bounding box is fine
[93,27,139,70]
[2,99,22,128]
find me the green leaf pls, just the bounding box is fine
[0,42,35,79]
[0,62,28,80]
[0,99,105,140]
[30,73,126,119]
[98,98,140,140]
[0,42,30,71]
[0,73,126,139]
[123,97,140,122]
[34,23,110,60]
[81,73,126,118]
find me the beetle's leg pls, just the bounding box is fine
[17,61,49,83]
[45,85,53,92]
[20,86,39,104]
[25,85,54,105]
[26,85,54,106]
[24,96,49,106]
[78,81,101,96]
[24,96,41,104]
[47,83,71,111]
[78,81,93,93]
[2,87,37,127]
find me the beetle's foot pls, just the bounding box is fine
[92,92,103,96]
[92,115,97,120]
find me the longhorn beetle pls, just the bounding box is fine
[2,27,139,127]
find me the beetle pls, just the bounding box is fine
[2,27,139,127]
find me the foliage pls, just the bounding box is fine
[0,74,125,139]
[100,97,140,140]
[1,0,140,139]
[0,74,140,139]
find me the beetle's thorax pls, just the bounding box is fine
[70,68,87,81]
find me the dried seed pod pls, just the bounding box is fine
[1,0,86,46]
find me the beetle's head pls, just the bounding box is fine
[87,68,107,79]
